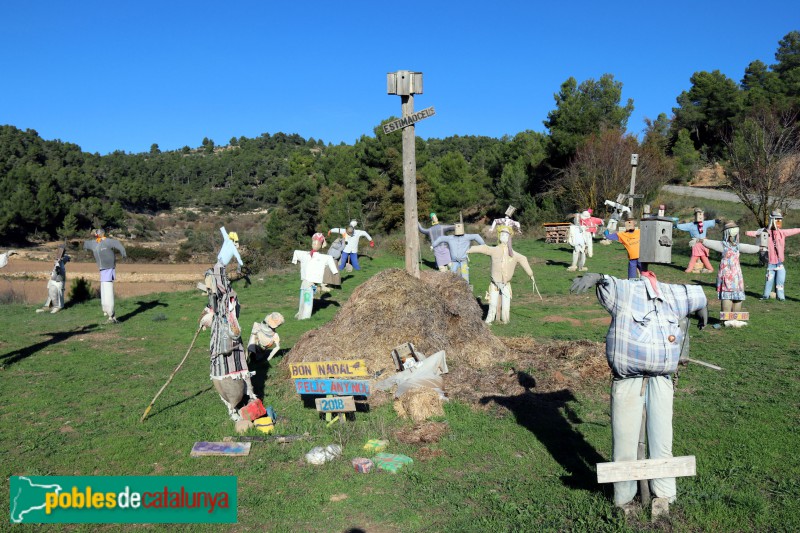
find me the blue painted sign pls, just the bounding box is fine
[294,379,370,397]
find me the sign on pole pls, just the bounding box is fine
[382,107,436,135]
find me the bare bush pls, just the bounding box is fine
[725,110,800,226]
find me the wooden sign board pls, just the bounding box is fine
[190,441,251,457]
[315,396,356,413]
[720,311,749,321]
[382,106,436,134]
[596,456,695,484]
[294,378,370,396]
[289,360,368,379]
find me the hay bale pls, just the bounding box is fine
[394,388,445,422]
[285,269,507,377]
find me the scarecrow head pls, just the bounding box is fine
[311,232,326,251]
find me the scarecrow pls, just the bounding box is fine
[467,225,534,324]
[604,213,647,279]
[418,213,455,271]
[571,272,707,511]
[674,208,717,273]
[579,209,604,258]
[247,312,285,361]
[0,250,17,269]
[291,233,340,320]
[490,205,522,235]
[431,223,485,283]
[746,209,800,300]
[699,221,759,327]
[328,220,374,272]
[83,229,127,322]
[567,213,589,272]
[36,245,70,314]
[201,227,257,421]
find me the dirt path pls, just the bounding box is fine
[0,260,203,303]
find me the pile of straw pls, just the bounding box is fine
[284,269,508,377]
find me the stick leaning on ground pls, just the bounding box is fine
[140,326,202,422]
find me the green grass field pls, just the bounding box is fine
[3,196,800,531]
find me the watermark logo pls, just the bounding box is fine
[9,476,236,524]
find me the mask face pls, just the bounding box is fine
[431,214,439,225]
[625,220,636,231]
[776,219,783,229]
[499,232,510,244]
[311,239,323,251]
[727,227,739,239]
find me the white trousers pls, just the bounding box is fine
[586,233,595,258]
[296,282,314,320]
[46,280,64,309]
[100,281,115,318]
[486,282,511,324]
[611,376,676,506]
[571,247,586,269]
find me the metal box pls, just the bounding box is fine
[639,217,673,264]
[387,71,423,95]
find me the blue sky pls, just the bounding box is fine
[1,1,796,155]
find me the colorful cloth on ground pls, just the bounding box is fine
[595,275,707,378]
[372,453,413,473]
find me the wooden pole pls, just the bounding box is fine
[402,94,420,278]
[628,165,638,211]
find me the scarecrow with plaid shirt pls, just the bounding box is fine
[571,272,707,510]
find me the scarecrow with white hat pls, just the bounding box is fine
[674,208,718,273]
[248,312,285,360]
[328,220,374,272]
[746,209,800,300]
[418,213,455,271]
[431,222,485,283]
[490,205,522,235]
[467,225,534,324]
[292,233,340,319]
[698,221,759,327]
[83,228,127,322]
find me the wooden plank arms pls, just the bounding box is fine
[596,456,696,483]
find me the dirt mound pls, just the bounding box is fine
[284,269,508,376]
[394,422,449,444]
[445,337,610,408]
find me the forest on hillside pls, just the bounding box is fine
[1,31,799,261]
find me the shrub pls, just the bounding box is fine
[69,277,95,303]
